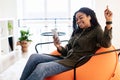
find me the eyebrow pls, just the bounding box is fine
[76,15,83,19]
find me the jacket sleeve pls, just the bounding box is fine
[57,39,73,57]
[96,26,112,48]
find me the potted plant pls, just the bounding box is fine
[17,29,32,53]
[8,21,13,35]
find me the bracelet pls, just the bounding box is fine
[106,21,112,25]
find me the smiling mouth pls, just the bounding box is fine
[79,22,84,26]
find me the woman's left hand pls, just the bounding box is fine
[104,6,113,21]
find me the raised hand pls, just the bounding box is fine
[104,5,113,21]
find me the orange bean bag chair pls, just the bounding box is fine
[45,46,120,80]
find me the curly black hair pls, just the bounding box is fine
[71,7,100,37]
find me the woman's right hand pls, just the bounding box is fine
[53,35,61,48]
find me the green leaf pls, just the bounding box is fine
[18,29,32,42]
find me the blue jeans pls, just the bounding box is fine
[20,54,72,80]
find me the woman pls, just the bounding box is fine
[20,6,113,80]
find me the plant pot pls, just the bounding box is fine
[17,41,30,53]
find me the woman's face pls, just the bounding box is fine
[76,12,91,29]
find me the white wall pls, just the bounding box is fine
[95,0,120,49]
[0,0,120,49]
[0,0,17,18]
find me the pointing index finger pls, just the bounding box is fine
[107,5,109,9]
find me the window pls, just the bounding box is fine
[46,0,69,18]
[17,0,95,53]
[23,0,45,18]
[20,0,95,19]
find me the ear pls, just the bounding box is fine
[88,15,91,20]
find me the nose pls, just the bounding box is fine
[76,19,81,24]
